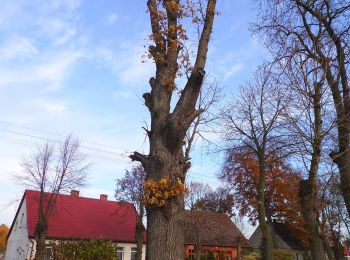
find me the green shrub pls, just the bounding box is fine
[242,248,294,260]
[49,239,117,260]
[242,251,261,260]
[273,249,294,260]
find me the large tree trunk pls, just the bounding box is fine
[331,150,350,216]
[265,206,277,248]
[258,210,273,260]
[130,1,217,259]
[135,206,145,260]
[143,143,186,260]
[299,180,327,260]
[146,201,184,260]
[257,153,274,260]
[323,238,334,260]
[293,0,350,218]
[298,82,327,260]
[323,58,350,217]
[34,194,48,260]
[34,221,48,260]
[194,213,202,260]
[332,236,344,260]
[237,237,242,260]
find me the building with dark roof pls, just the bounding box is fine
[184,211,250,260]
[5,189,145,260]
[249,221,309,260]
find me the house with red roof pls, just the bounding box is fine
[184,211,250,260]
[5,190,145,260]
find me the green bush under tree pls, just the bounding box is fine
[48,239,117,260]
[242,249,295,260]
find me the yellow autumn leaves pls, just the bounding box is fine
[144,177,188,207]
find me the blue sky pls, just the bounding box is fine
[0,0,266,232]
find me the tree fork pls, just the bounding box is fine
[132,0,217,259]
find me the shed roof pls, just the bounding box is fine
[184,211,249,247]
[273,222,308,251]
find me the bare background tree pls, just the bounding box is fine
[115,164,146,260]
[319,171,350,260]
[185,181,235,260]
[277,54,335,259]
[220,67,288,260]
[255,0,350,221]
[129,1,217,259]
[14,135,89,260]
[185,181,211,211]
[185,181,211,260]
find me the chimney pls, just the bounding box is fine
[71,190,80,197]
[100,194,108,201]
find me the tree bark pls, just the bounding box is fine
[298,82,327,260]
[295,0,350,217]
[34,221,48,260]
[332,237,344,260]
[331,152,350,216]
[265,206,277,248]
[142,149,186,260]
[146,198,184,260]
[299,180,327,260]
[131,1,217,259]
[322,238,334,260]
[194,213,202,260]
[135,206,145,260]
[34,192,48,260]
[257,152,274,260]
[237,237,242,260]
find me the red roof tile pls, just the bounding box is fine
[25,190,145,243]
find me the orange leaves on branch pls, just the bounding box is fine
[221,149,303,226]
[144,177,188,207]
[145,0,214,89]
[0,224,9,253]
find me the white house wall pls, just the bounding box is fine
[117,242,146,260]
[5,199,31,260]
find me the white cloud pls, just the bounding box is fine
[36,99,68,114]
[223,63,244,81]
[0,50,82,91]
[95,44,153,87]
[107,13,118,25]
[41,18,78,46]
[50,0,81,12]
[113,90,135,100]
[0,35,38,60]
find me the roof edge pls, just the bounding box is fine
[184,243,251,248]
[28,235,146,244]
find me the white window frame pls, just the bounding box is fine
[116,247,124,260]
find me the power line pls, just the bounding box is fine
[0,136,129,163]
[0,137,37,147]
[0,128,130,158]
[0,120,128,151]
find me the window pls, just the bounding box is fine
[116,247,124,260]
[187,249,195,260]
[224,250,232,260]
[131,247,138,260]
[44,246,52,260]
